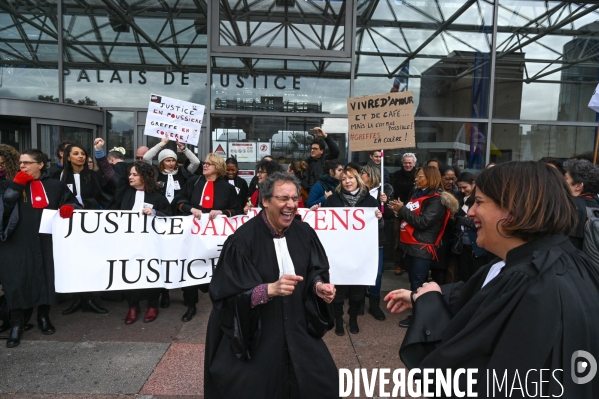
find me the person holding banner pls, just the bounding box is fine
[0,149,80,348]
[324,165,383,335]
[142,137,201,208]
[109,162,171,325]
[176,153,239,322]
[204,172,338,399]
[388,166,458,328]
[59,141,115,316]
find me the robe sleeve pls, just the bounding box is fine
[175,175,199,214]
[222,183,241,217]
[58,180,82,208]
[153,194,172,216]
[209,237,264,361]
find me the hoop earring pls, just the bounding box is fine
[496,217,513,239]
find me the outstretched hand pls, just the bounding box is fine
[268,274,304,297]
[384,289,412,314]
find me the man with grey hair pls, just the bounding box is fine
[205,172,338,399]
[392,152,417,276]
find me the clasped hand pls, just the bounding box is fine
[384,282,441,314]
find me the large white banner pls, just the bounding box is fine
[144,93,205,146]
[49,209,379,293]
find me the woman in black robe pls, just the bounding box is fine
[225,157,249,211]
[175,153,240,322]
[205,172,337,399]
[0,149,80,348]
[109,162,171,325]
[60,140,116,315]
[385,162,599,397]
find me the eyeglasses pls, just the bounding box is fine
[203,162,214,167]
[257,170,267,175]
[310,147,320,151]
[415,175,426,179]
[273,195,299,203]
[19,161,39,165]
[443,177,457,182]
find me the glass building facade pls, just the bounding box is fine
[1,0,598,171]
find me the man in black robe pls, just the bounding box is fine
[205,172,338,399]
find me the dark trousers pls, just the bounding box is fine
[127,289,160,308]
[10,305,49,325]
[182,284,209,306]
[404,254,432,291]
[333,285,365,317]
[369,247,384,297]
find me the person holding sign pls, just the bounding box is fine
[204,172,338,399]
[176,153,239,322]
[0,149,80,348]
[109,162,171,325]
[324,166,383,335]
[142,137,201,211]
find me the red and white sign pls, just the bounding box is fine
[257,142,271,158]
[213,141,227,158]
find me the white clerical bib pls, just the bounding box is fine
[482,260,506,288]
[273,237,296,278]
[132,190,145,211]
[73,173,83,204]
[165,174,175,203]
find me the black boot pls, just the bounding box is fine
[333,303,344,336]
[368,296,386,321]
[83,299,108,314]
[349,316,359,334]
[61,298,83,315]
[6,316,24,348]
[160,291,170,309]
[181,306,196,322]
[37,315,55,335]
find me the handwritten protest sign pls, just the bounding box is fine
[347,91,415,152]
[144,93,205,146]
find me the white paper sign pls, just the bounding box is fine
[49,208,378,292]
[228,142,257,162]
[589,83,599,113]
[144,93,205,146]
[257,142,272,158]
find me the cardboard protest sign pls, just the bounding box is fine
[144,93,205,146]
[347,91,415,152]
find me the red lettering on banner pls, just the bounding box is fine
[352,209,366,230]
[191,218,201,234]
[202,219,218,235]
[221,217,238,235]
[301,210,310,222]
[313,209,327,230]
[330,209,350,230]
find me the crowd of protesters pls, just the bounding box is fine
[1,131,599,350]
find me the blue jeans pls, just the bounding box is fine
[369,247,384,297]
[404,254,432,291]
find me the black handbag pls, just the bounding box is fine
[304,291,334,339]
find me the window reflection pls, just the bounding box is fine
[107,111,134,163]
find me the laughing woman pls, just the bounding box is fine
[0,149,80,348]
[385,162,599,397]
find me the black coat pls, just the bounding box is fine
[47,163,63,180]
[204,213,338,399]
[397,189,457,260]
[109,185,171,216]
[306,135,340,189]
[570,196,599,250]
[401,235,599,398]
[154,168,191,213]
[0,175,79,309]
[227,175,249,211]
[392,167,416,203]
[176,175,240,217]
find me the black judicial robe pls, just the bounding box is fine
[0,174,80,309]
[110,185,171,216]
[401,235,599,398]
[204,213,338,399]
[227,175,249,211]
[176,175,239,216]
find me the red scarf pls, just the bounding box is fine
[30,180,49,208]
[200,180,214,209]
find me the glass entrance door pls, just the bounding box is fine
[36,123,96,167]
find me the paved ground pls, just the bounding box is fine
[0,268,412,399]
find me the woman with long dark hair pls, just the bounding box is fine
[0,149,80,347]
[176,153,240,322]
[388,166,458,328]
[324,166,383,335]
[110,162,171,325]
[287,160,310,205]
[59,140,116,315]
